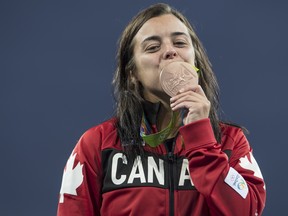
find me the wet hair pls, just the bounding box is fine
[112,3,222,158]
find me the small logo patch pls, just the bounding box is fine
[224,167,248,199]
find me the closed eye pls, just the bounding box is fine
[145,44,160,53]
[174,41,188,47]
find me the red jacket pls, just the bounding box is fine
[57,118,266,216]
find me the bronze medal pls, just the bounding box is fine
[159,61,199,97]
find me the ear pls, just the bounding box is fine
[129,70,138,85]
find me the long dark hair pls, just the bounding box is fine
[112,3,222,157]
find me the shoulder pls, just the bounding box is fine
[220,122,245,138]
[220,122,251,161]
[220,122,250,149]
[76,118,119,152]
[82,118,117,138]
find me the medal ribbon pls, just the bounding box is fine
[140,110,184,147]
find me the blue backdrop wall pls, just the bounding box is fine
[1,0,287,215]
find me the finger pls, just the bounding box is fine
[170,94,201,108]
[178,85,206,97]
[193,85,207,97]
[171,98,204,111]
[170,89,204,103]
[171,101,193,111]
[177,86,197,94]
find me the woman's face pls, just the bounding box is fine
[133,14,195,102]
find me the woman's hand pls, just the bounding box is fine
[170,85,211,125]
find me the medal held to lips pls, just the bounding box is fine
[159,61,199,97]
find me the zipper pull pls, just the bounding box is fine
[168,152,174,161]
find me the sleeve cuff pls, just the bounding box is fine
[179,118,217,149]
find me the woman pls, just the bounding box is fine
[57,3,266,216]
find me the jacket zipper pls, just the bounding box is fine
[168,151,175,216]
[165,138,177,216]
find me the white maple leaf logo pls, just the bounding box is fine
[239,152,265,189]
[59,152,84,203]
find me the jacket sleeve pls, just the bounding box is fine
[57,128,102,216]
[179,118,266,216]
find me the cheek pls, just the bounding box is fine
[135,56,159,77]
[135,60,161,88]
[180,48,196,65]
[138,55,158,69]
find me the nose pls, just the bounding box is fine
[163,46,177,59]
[164,50,177,59]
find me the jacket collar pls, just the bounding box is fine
[142,100,161,126]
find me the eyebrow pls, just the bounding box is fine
[141,35,161,45]
[171,31,189,37]
[141,31,189,45]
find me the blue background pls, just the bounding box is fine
[1,0,287,215]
